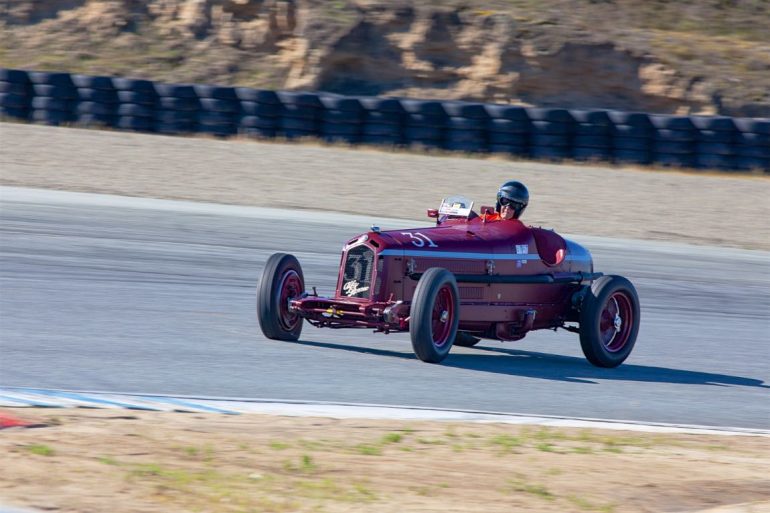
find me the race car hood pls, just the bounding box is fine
[365,217,532,255]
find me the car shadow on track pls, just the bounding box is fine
[292,339,768,388]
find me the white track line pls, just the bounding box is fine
[1,388,767,436]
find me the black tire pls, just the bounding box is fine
[322,109,362,123]
[236,88,280,104]
[441,101,488,119]
[276,91,322,108]
[240,115,279,129]
[358,97,405,113]
[569,110,611,125]
[193,85,237,100]
[257,253,305,341]
[362,123,402,136]
[364,111,403,125]
[199,98,240,113]
[410,268,460,363]
[484,104,529,121]
[488,131,528,145]
[77,88,118,103]
[453,331,481,347]
[71,74,114,90]
[525,107,573,123]
[0,69,30,83]
[154,83,197,98]
[319,95,363,112]
[117,90,158,105]
[579,275,640,368]
[111,78,155,94]
[399,99,446,116]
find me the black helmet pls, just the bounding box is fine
[495,180,529,218]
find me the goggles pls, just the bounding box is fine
[499,197,522,207]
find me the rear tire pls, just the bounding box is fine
[410,268,460,363]
[257,253,305,341]
[579,275,640,368]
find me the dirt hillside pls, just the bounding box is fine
[1,0,769,116]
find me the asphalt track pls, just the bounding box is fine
[1,187,768,429]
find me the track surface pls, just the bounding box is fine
[1,188,768,429]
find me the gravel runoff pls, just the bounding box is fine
[1,122,768,251]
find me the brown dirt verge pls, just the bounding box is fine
[1,408,769,513]
[1,122,769,251]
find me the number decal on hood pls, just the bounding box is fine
[401,232,439,248]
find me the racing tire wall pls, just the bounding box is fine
[1,68,768,173]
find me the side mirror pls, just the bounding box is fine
[427,209,439,218]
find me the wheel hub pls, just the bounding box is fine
[439,310,449,323]
[613,314,622,332]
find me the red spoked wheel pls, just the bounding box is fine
[257,253,305,341]
[579,275,640,368]
[410,268,460,363]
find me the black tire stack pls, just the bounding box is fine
[72,74,118,128]
[400,99,447,149]
[732,118,770,172]
[485,104,530,157]
[359,97,405,146]
[29,72,78,126]
[650,115,697,168]
[237,88,282,138]
[692,116,737,170]
[526,108,575,161]
[319,94,364,144]
[276,91,323,139]
[195,85,240,137]
[570,110,613,161]
[0,69,33,121]
[608,111,653,165]
[442,101,489,153]
[154,83,200,135]
[113,78,158,133]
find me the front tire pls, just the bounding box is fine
[410,268,460,363]
[257,253,305,341]
[579,275,640,368]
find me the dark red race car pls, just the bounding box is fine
[257,195,640,367]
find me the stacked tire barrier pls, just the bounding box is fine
[0,69,33,121]
[113,78,157,133]
[1,68,768,172]
[320,94,363,144]
[30,72,78,126]
[73,74,119,128]
[237,88,281,138]
[155,83,199,135]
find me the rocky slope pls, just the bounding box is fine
[1,0,769,116]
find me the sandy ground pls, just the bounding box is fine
[1,122,770,512]
[0,122,768,251]
[1,408,769,513]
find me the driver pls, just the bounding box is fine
[487,180,529,221]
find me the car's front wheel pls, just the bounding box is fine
[257,253,305,341]
[579,275,640,368]
[410,268,460,363]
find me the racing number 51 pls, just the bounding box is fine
[401,232,439,248]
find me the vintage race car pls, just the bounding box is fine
[257,195,640,367]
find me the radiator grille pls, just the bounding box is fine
[341,245,374,298]
[459,286,485,300]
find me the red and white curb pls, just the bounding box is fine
[1,387,767,437]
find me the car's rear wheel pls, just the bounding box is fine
[410,268,460,363]
[257,253,305,341]
[579,275,640,368]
